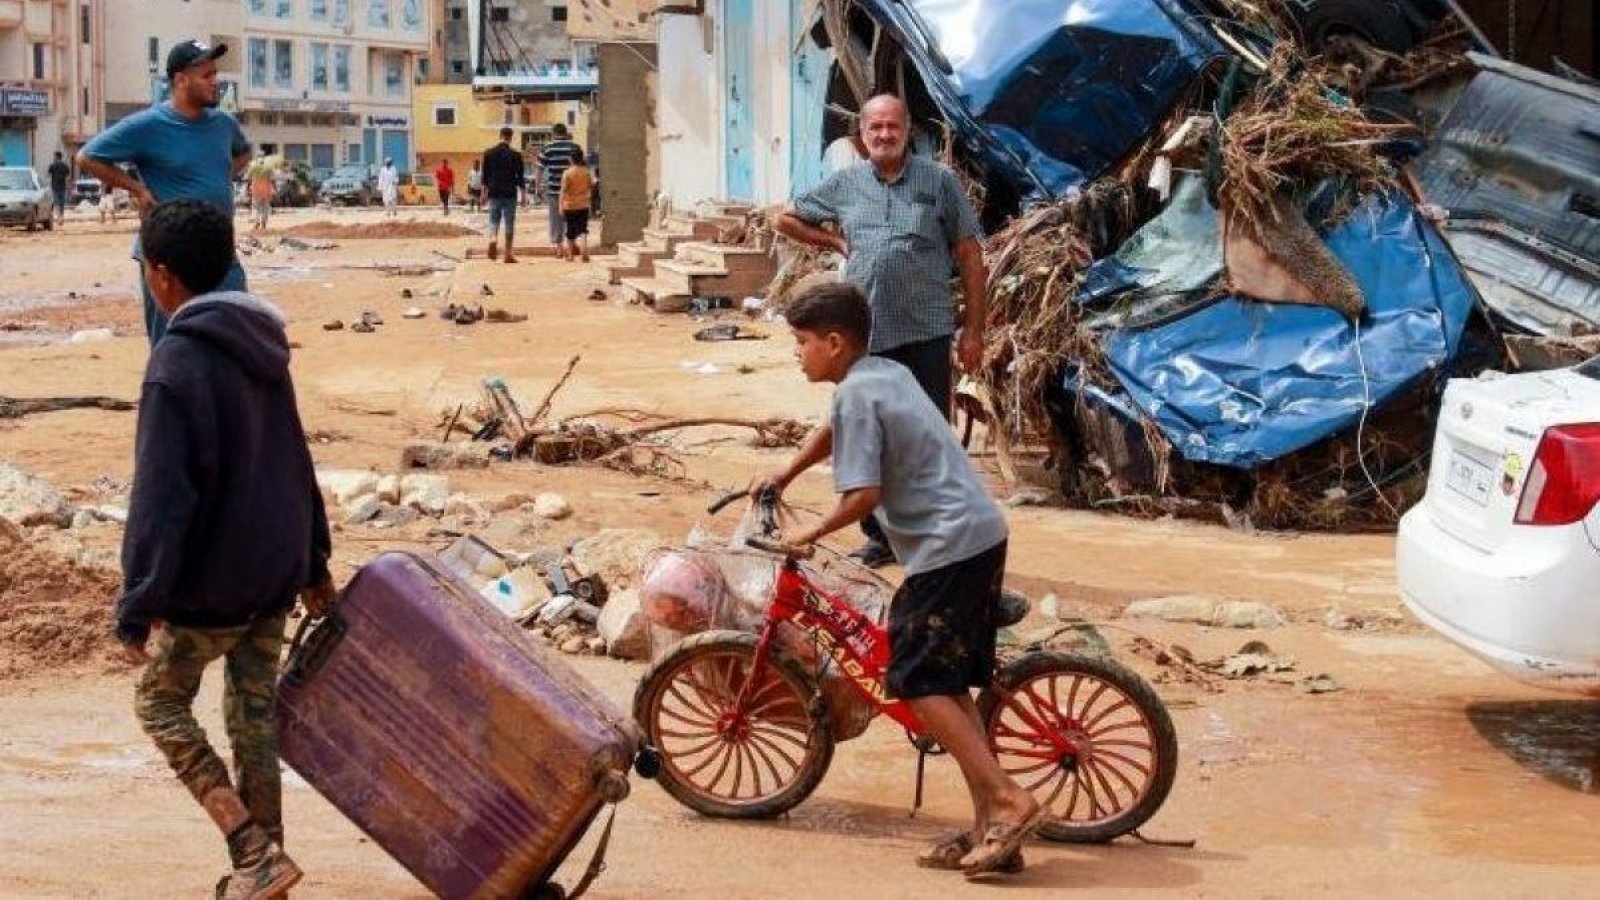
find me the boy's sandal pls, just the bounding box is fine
[960,807,1050,878]
[916,831,1024,873]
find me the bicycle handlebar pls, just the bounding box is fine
[706,489,749,516]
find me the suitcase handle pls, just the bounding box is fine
[281,612,348,687]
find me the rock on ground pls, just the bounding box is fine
[533,493,572,520]
[316,469,380,507]
[0,463,73,529]
[570,529,665,589]
[399,474,450,516]
[1124,595,1284,629]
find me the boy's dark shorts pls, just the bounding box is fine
[886,539,1007,700]
[564,208,590,239]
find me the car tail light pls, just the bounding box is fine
[1514,423,1600,525]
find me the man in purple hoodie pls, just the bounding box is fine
[115,199,333,900]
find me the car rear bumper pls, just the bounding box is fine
[1397,505,1600,693]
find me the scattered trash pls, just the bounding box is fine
[479,284,494,297]
[323,319,344,331]
[1004,488,1052,508]
[694,363,722,375]
[65,328,114,344]
[402,306,426,319]
[1123,595,1283,629]
[485,309,528,324]
[588,289,607,302]
[693,323,766,342]
[1299,674,1343,694]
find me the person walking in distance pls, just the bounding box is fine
[480,126,526,263]
[537,123,582,259]
[435,158,455,216]
[773,94,989,569]
[377,158,399,217]
[116,199,335,899]
[77,38,253,346]
[466,159,482,213]
[560,149,594,263]
[47,151,70,226]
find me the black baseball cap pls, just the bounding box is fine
[166,39,228,78]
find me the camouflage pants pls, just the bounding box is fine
[133,613,288,844]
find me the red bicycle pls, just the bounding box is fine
[632,490,1178,843]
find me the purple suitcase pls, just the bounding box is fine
[277,551,639,899]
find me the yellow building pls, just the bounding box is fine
[412,84,588,188]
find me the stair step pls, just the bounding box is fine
[619,276,694,313]
[661,216,722,241]
[677,241,773,272]
[654,259,773,298]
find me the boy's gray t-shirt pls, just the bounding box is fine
[831,356,1007,575]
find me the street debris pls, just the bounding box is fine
[0,395,135,420]
[1123,596,1285,629]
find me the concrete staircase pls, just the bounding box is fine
[607,203,775,313]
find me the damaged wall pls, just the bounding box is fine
[657,11,721,206]
[597,43,660,246]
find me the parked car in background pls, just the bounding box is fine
[0,167,54,231]
[71,175,103,206]
[1398,361,1600,695]
[307,166,335,192]
[319,164,377,206]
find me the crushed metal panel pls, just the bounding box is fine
[1103,193,1478,468]
[1415,53,1600,334]
[858,0,1224,200]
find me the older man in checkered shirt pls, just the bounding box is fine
[775,94,989,568]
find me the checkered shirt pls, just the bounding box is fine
[793,154,982,353]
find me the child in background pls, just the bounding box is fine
[559,150,594,263]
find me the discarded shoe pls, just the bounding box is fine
[439,303,459,320]
[694,323,766,342]
[218,844,302,900]
[588,289,607,302]
[451,305,485,325]
[480,284,494,296]
[402,306,426,319]
[485,308,528,323]
[359,310,383,327]
[351,320,375,333]
[400,288,413,299]
[846,541,895,569]
[322,320,344,331]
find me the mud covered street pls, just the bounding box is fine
[1,209,1596,898]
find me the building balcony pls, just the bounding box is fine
[472,65,598,95]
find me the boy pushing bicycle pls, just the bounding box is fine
[754,282,1044,877]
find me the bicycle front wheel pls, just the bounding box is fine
[632,631,834,819]
[980,650,1178,843]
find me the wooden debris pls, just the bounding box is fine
[0,395,135,419]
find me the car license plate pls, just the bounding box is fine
[1445,450,1493,506]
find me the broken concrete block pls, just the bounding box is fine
[375,475,401,504]
[1123,595,1218,625]
[491,492,533,513]
[482,567,552,621]
[400,441,492,470]
[1213,600,1284,629]
[0,463,73,529]
[444,492,487,520]
[399,474,450,515]
[570,529,665,588]
[344,495,383,525]
[597,589,649,660]
[532,492,572,520]
[316,469,380,507]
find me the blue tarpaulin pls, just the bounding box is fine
[862,0,1224,200]
[1098,193,1478,467]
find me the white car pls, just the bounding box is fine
[1397,361,1600,695]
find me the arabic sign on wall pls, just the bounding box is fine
[0,89,50,116]
[366,114,408,128]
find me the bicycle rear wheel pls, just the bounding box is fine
[979,651,1178,843]
[633,631,834,819]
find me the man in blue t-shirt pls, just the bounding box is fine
[79,39,252,345]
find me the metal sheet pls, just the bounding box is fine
[1102,193,1479,467]
[1414,53,1600,333]
[859,0,1223,200]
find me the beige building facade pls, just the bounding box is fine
[98,0,431,172]
[0,0,103,168]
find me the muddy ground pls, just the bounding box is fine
[1,206,1596,898]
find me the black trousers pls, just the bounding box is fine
[862,335,952,548]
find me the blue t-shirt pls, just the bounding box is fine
[84,103,248,219]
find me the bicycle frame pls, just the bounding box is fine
[727,555,1081,765]
[734,555,926,734]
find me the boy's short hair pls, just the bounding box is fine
[786,281,871,346]
[499,126,513,140]
[139,200,235,296]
